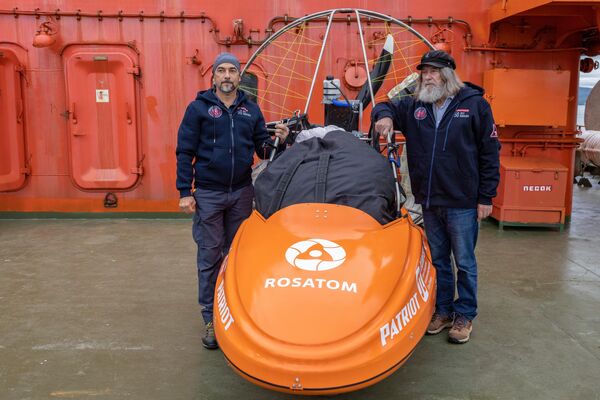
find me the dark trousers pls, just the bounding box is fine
[422,206,479,320]
[192,185,254,323]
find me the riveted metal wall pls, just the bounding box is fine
[0,0,598,215]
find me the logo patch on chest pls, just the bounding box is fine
[453,108,470,118]
[208,106,223,118]
[414,107,427,120]
[236,106,252,117]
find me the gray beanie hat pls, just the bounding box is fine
[213,52,241,73]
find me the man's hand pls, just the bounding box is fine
[274,123,290,143]
[179,196,196,214]
[477,204,493,221]
[374,117,393,138]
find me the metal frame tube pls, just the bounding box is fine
[241,7,435,134]
[241,10,335,76]
[242,8,433,83]
[355,10,376,113]
[303,10,336,114]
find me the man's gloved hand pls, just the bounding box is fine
[179,196,196,214]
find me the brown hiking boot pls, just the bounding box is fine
[426,313,454,335]
[448,315,473,344]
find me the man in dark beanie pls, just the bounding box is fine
[372,50,500,344]
[176,52,289,349]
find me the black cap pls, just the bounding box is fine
[416,50,456,70]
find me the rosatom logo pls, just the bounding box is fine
[285,238,346,271]
[266,238,356,293]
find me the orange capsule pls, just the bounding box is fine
[214,203,436,395]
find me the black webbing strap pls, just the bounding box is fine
[315,153,331,203]
[267,157,305,216]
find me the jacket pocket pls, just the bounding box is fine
[457,154,477,179]
[406,155,427,198]
[233,150,254,181]
[207,146,230,169]
[431,153,476,199]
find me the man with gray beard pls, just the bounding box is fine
[372,50,500,344]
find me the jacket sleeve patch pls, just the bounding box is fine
[490,124,498,138]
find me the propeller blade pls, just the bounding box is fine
[356,34,394,110]
[387,72,419,100]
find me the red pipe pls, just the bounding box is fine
[500,138,583,144]
[513,130,579,139]
[508,143,579,157]
[465,46,586,53]
[1,9,474,48]
[499,137,582,157]
[0,8,264,47]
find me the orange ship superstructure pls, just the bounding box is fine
[1,0,599,228]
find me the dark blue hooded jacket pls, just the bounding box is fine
[372,82,500,209]
[176,89,280,197]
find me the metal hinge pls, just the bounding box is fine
[132,154,146,175]
[127,66,141,76]
[15,64,30,86]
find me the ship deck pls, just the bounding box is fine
[1,182,599,400]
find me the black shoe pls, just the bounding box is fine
[202,322,219,350]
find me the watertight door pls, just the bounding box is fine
[0,47,27,191]
[63,45,141,190]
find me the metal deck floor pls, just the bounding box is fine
[1,183,599,400]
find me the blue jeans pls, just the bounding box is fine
[422,206,479,320]
[192,185,254,324]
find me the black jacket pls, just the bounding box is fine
[176,89,278,196]
[372,83,500,209]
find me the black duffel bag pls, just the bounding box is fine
[254,130,397,224]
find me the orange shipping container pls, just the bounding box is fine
[491,157,568,230]
[484,69,571,128]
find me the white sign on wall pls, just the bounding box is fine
[96,89,110,103]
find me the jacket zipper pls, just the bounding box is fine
[421,103,435,209]
[228,110,235,192]
[442,101,461,151]
[442,114,455,151]
[426,125,438,210]
[425,98,461,207]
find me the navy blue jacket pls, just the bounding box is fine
[372,83,500,209]
[176,89,278,197]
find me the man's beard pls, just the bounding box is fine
[219,81,237,94]
[416,83,445,104]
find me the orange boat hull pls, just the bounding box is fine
[214,203,435,395]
